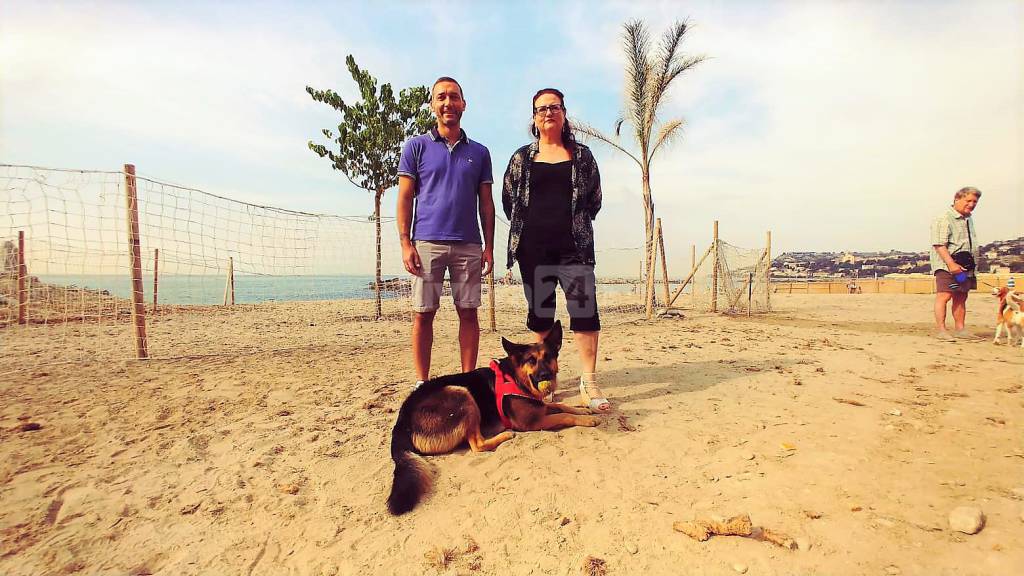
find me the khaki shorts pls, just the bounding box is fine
[412,241,482,312]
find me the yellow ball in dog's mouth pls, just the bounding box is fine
[537,380,552,394]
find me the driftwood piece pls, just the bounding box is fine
[833,397,866,407]
[751,526,797,549]
[673,514,753,542]
[674,514,797,549]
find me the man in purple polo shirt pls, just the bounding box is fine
[396,76,494,388]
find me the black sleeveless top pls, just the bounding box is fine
[518,160,575,258]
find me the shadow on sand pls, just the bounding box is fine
[553,357,799,407]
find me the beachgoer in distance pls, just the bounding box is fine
[397,77,495,387]
[930,186,981,340]
[501,88,609,412]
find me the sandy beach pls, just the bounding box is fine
[1,292,1022,575]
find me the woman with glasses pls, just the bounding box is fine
[501,88,609,413]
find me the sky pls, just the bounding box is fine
[2,1,1021,276]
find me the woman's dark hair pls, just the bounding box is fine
[530,88,575,146]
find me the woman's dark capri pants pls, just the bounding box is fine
[517,251,600,333]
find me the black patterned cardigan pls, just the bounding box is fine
[500,141,602,270]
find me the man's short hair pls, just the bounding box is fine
[432,76,463,98]
[954,186,982,200]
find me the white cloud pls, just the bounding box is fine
[0,3,407,210]
[7,7,284,151]
[2,1,1020,278]
[561,0,1022,265]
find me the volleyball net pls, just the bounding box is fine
[1,164,652,368]
[649,222,772,317]
[687,239,772,315]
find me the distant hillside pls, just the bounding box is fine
[773,236,1023,278]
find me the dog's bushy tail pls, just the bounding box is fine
[386,424,432,515]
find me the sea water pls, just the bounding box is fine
[38,274,391,305]
[36,274,648,305]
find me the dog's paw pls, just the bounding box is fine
[579,416,602,427]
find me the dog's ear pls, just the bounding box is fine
[544,320,563,352]
[502,337,524,357]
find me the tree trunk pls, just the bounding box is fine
[374,189,383,320]
[641,170,655,313]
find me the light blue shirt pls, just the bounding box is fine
[929,207,977,274]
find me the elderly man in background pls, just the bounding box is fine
[931,186,981,340]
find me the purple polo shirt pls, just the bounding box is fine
[398,127,492,244]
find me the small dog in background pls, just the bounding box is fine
[992,287,1024,347]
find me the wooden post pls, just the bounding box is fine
[152,248,159,313]
[17,230,27,325]
[223,256,235,305]
[765,231,772,310]
[656,218,670,308]
[711,220,719,313]
[488,268,496,332]
[747,272,753,316]
[689,243,697,302]
[124,164,148,359]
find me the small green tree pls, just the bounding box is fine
[307,55,433,318]
[574,19,704,308]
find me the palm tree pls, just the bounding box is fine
[574,19,704,297]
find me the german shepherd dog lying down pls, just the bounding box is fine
[387,321,601,515]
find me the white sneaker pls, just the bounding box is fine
[411,380,425,391]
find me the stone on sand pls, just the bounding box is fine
[948,506,985,534]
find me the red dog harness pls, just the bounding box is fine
[490,359,533,429]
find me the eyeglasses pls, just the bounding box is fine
[533,104,564,116]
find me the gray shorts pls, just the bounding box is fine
[412,241,482,312]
